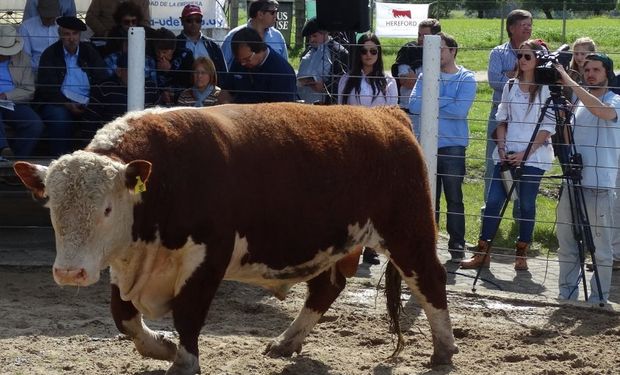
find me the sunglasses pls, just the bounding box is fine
[122,18,138,26]
[263,9,277,15]
[184,17,202,24]
[517,53,533,61]
[361,48,378,56]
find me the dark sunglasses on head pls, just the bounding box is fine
[517,53,533,61]
[184,17,202,24]
[361,48,378,56]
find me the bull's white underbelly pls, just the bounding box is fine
[109,221,383,319]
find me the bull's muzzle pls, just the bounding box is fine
[53,267,89,286]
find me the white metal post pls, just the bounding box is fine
[127,27,145,112]
[419,34,440,212]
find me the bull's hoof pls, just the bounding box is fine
[430,344,459,366]
[263,339,302,358]
[134,331,177,361]
[166,346,201,375]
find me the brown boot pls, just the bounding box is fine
[514,241,529,271]
[460,240,491,269]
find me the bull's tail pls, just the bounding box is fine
[385,262,405,358]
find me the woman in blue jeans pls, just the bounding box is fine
[461,39,555,271]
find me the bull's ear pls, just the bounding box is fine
[125,160,152,194]
[13,162,48,200]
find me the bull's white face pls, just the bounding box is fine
[14,151,151,287]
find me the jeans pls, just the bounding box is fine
[557,185,614,303]
[436,146,466,250]
[0,104,44,157]
[480,164,544,243]
[39,104,78,157]
[482,103,520,220]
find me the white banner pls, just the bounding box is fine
[148,0,228,31]
[374,2,429,38]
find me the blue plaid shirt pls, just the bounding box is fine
[487,41,518,103]
[104,52,158,84]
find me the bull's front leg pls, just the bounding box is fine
[265,267,346,357]
[110,284,177,361]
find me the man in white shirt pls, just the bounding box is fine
[555,53,620,304]
[19,0,60,73]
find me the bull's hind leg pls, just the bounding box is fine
[391,252,458,365]
[110,284,177,361]
[265,267,346,357]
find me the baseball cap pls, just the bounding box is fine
[585,53,616,84]
[181,4,202,18]
[37,0,60,18]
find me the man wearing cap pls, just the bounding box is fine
[35,16,107,156]
[221,0,287,69]
[555,53,620,304]
[175,4,227,75]
[0,25,44,159]
[23,0,75,21]
[221,27,295,104]
[19,0,60,74]
[297,18,348,105]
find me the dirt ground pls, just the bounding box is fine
[1,265,620,375]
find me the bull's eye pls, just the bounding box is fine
[104,206,112,217]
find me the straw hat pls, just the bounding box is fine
[0,25,23,56]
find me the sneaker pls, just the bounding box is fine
[362,248,380,265]
[449,244,465,263]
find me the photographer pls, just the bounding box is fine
[461,40,555,271]
[554,53,620,304]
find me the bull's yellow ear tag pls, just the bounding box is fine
[134,176,147,194]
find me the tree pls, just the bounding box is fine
[522,0,617,19]
[463,0,501,18]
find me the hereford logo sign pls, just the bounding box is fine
[392,9,412,18]
[375,2,429,38]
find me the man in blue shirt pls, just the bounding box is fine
[221,0,288,69]
[482,9,532,212]
[35,16,107,156]
[221,27,295,104]
[409,33,477,262]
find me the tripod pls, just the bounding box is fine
[471,89,604,306]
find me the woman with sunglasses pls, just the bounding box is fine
[461,39,555,271]
[337,32,397,107]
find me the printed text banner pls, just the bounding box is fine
[149,0,228,31]
[375,2,429,38]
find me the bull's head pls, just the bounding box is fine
[14,151,151,287]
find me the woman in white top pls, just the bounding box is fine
[461,39,555,271]
[338,32,397,107]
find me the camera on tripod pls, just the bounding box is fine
[534,44,572,88]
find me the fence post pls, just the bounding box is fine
[420,35,440,212]
[562,1,567,44]
[127,27,145,112]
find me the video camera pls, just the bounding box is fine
[534,44,572,86]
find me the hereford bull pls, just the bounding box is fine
[14,103,457,374]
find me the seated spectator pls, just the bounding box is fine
[19,0,60,74]
[221,0,288,69]
[84,53,158,133]
[221,27,296,104]
[23,0,75,21]
[0,25,44,158]
[297,18,348,104]
[86,0,150,39]
[35,17,107,156]
[177,57,221,107]
[102,1,151,57]
[153,27,194,106]
[175,4,227,75]
[104,38,157,82]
